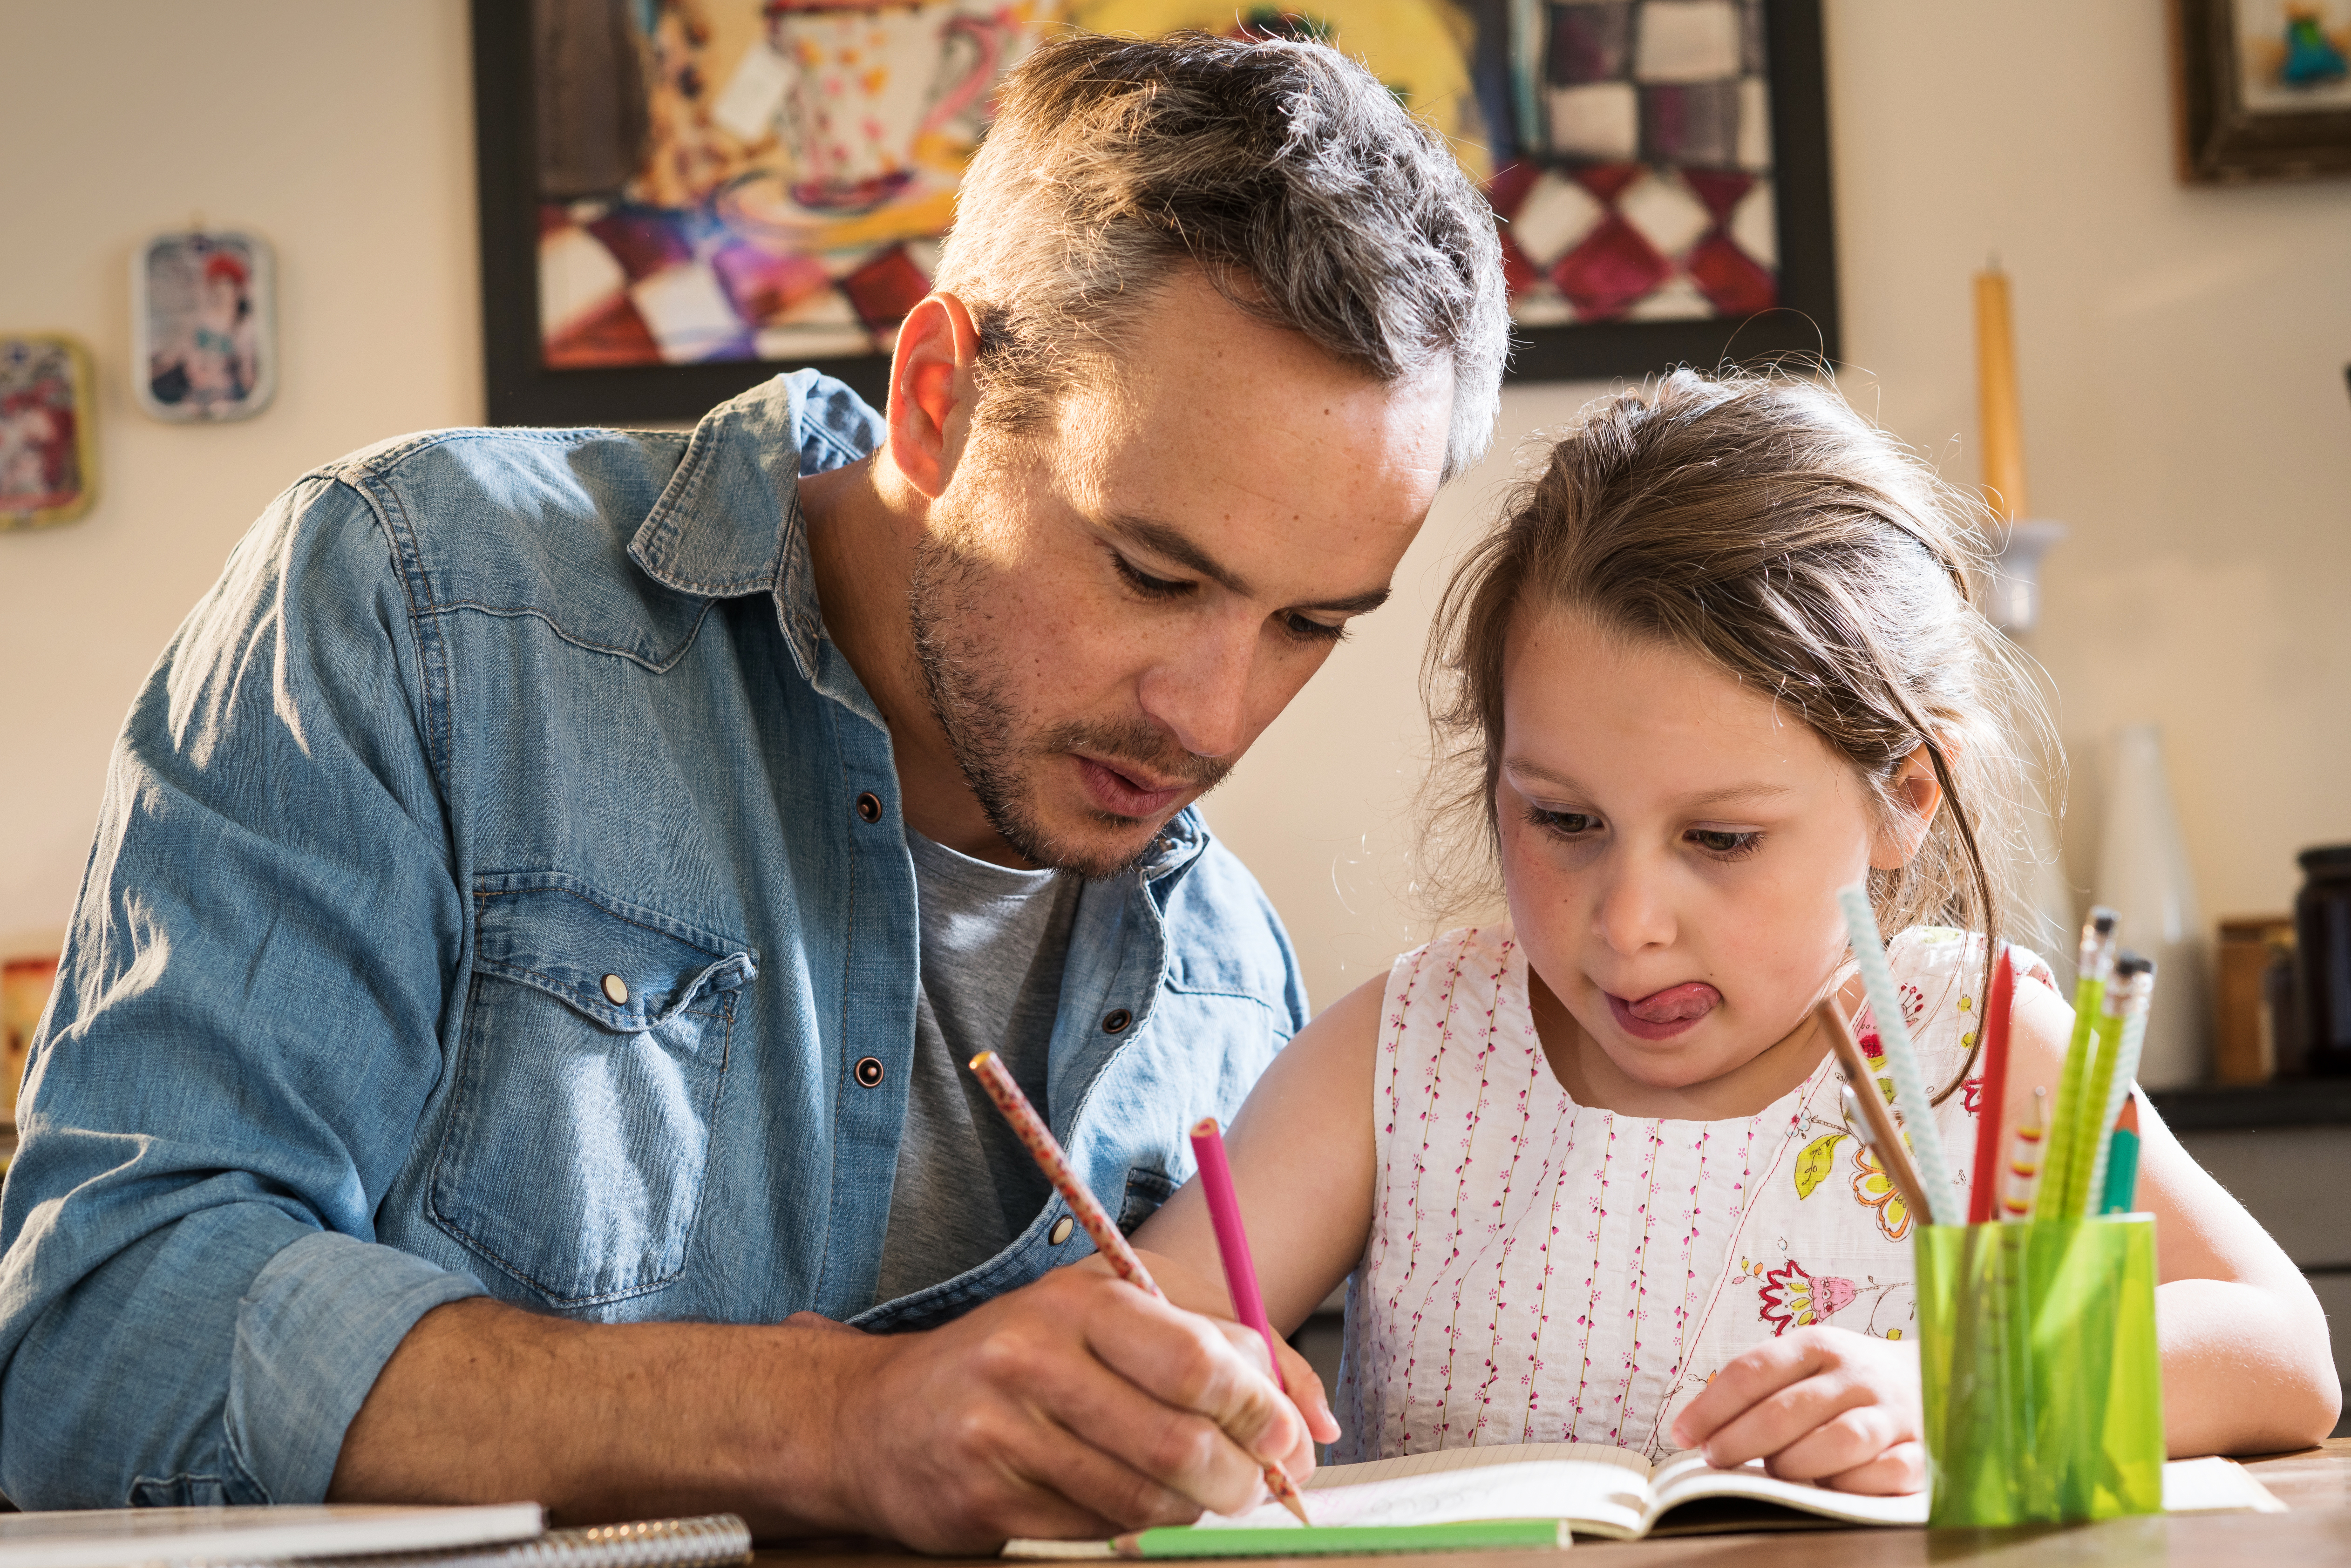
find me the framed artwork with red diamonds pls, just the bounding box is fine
[472,0,1836,423]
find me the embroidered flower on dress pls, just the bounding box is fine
[1758,1261,1858,1335]
[1853,982,1927,1061]
[1851,1144,1910,1241]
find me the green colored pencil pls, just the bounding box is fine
[2035,908,2117,1221]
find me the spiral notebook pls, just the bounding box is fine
[0,1507,751,1568]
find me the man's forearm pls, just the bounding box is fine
[327,1298,870,1533]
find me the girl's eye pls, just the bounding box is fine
[1686,828,1763,859]
[1111,553,1191,600]
[1527,807,1601,837]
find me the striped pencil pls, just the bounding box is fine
[1837,888,1962,1226]
[968,1052,1311,1525]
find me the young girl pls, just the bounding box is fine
[1131,370,2339,1494]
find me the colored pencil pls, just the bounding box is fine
[2036,908,2118,1221]
[2086,957,2156,1210]
[1966,943,2018,1225]
[1836,888,1961,1226]
[1188,1119,1284,1383]
[2099,1097,2143,1215]
[2001,1086,2047,1219]
[1818,1000,1933,1228]
[968,1052,1311,1525]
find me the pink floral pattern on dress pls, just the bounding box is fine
[1758,1260,1858,1334]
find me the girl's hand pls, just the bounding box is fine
[1667,1326,1923,1494]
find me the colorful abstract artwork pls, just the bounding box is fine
[2239,0,2351,109]
[0,336,96,532]
[2177,0,2351,180]
[134,231,277,422]
[476,0,1836,419]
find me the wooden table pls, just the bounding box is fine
[756,1438,2351,1568]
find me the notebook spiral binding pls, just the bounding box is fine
[178,1514,754,1568]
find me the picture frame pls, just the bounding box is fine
[2174,0,2351,182]
[133,230,279,422]
[472,0,1839,425]
[0,334,98,532]
[134,228,277,423]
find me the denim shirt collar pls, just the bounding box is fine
[626,373,829,680]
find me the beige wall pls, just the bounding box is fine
[5,2,2349,1032]
[0,2,482,958]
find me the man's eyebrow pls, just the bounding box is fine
[1104,516,1250,596]
[1103,515,1393,617]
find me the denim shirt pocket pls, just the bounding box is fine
[429,873,757,1308]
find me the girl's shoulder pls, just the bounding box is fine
[1376,923,1528,1044]
[1886,925,2060,996]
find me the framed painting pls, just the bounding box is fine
[2174,0,2351,181]
[473,0,1838,423]
[0,335,97,531]
[133,230,279,422]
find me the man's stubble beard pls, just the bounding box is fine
[905,528,1232,881]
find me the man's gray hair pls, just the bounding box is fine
[932,30,1510,481]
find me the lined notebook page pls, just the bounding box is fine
[1301,1441,1652,1491]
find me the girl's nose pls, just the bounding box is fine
[1592,856,1677,956]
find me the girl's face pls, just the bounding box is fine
[1497,606,1930,1106]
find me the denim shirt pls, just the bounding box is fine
[0,372,1308,1509]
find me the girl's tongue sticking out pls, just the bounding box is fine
[1608,981,1723,1041]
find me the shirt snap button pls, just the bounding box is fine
[1101,1008,1132,1034]
[855,791,883,823]
[1049,1215,1075,1245]
[600,973,630,1005]
[854,1055,885,1087]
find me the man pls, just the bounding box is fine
[0,33,1506,1549]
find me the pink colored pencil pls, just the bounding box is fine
[967,1053,1311,1525]
[1188,1118,1283,1381]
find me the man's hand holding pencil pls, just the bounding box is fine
[811,1261,1324,1552]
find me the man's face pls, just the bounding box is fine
[911,274,1455,878]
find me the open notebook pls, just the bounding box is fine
[1004,1442,2284,1557]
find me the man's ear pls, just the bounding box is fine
[1868,744,1946,869]
[885,292,981,501]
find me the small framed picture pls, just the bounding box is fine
[2175,0,2351,181]
[0,334,98,531]
[134,230,278,421]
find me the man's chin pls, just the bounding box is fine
[1030,812,1178,882]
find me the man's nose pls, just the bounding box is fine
[1137,617,1256,760]
[1591,852,1678,956]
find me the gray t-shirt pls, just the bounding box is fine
[873,828,1080,1301]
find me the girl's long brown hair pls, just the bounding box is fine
[1421,368,2056,1100]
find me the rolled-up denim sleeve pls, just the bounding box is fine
[0,475,486,1506]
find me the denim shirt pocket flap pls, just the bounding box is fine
[472,877,758,1038]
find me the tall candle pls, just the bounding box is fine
[1975,265,2028,522]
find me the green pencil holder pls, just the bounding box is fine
[1915,1216,2164,1527]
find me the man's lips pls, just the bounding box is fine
[1074,755,1188,819]
[1604,981,1724,1042]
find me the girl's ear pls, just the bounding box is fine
[1868,745,1944,869]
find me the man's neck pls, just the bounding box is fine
[797,456,1029,866]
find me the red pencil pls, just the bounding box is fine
[968,1052,1311,1525]
[1967,944,2018,1225]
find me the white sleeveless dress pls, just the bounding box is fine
[1332,923,2056,1462]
